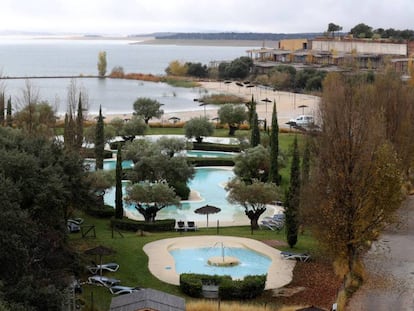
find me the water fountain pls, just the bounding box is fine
[207,242,240,267]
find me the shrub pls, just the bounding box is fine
[180,273,266,299]
[110,217,176,232]
[170,181,191,200]
[86,205,115,218]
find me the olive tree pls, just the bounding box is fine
[133,97,164,124]
[226,179,280,230]
[184,116,214,143]
[233,145,270,183]
[218,104,247,136]
[126,181,180,222]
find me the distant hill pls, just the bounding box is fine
[154,32,324,41]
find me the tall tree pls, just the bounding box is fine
[285,136,301,248]
[0,92,4,126]
[327,22,343,38]
[301,72,403,294]
[268,101,281,185]
[115,144,123,219]
[301,139,311,186]
[6,96,12,127]
[250,111,261,147]
[97,51,107,77]
[95,106,105,171]
[76,92,84,150]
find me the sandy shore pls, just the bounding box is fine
[103,80,320,127]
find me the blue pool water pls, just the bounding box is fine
[170,247,271,279]
[104,167,243,223]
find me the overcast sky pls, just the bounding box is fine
[1,0,413,35]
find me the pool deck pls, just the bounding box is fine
[143,235,295,290]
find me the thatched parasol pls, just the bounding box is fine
[194,204,221,228]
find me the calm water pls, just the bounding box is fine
[0,38,252,114]
[170,247,271,279]
[104,167,243,223]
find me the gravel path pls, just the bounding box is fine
[346,195,414,310]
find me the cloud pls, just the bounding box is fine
[0,0,413,34]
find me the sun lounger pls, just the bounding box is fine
[280,251,311,262]
[186,221,197,231]
[87,262,120,274]
[109,285,142,295]
[88,276,121,287]
[175,220,187,232]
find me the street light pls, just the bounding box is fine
[199,102,208,118]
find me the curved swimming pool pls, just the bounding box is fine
[104,167,250,225]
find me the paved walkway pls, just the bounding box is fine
[346,195,414,310]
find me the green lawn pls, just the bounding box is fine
[71,211,318,311]
[70,129,308,310]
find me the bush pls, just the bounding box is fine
[192,142,241,152]
[110,217,176,232]
[180,273,266,299]
[81,148,112,159]
[170,181,191,200]
[86,205,115,218]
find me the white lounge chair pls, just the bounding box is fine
[88,275,121,287]
[280,251,311,262]
[186,221,197,231]
[109,285,142,295]
[87,262,120,274]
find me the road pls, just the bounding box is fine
[346,195,414,310]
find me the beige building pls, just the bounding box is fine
[279,38,308,51]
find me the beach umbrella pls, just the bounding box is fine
[168,116,180,123]
[298,104,308,115]
[194,204,221,228]
[84,245,116,276]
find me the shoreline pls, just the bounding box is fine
[101,80,321,128]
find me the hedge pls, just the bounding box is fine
[110,217,176,232]
[180,273,266,299]
[192,142,241,152]
[189,158,235,167]
[86,205,115,218]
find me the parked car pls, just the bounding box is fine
[289,115,314,127]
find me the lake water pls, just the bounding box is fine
[0,37,253,114]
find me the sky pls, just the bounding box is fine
[0,0,413,35]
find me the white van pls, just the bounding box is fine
[289,115,314,126]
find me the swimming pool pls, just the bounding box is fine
[104,167,253,225]
[169,246,271,279]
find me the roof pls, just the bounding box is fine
[110,288,186,311]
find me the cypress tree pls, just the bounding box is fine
[285,136,300,248]
[269,101,281,185]
[250,111,260,147]
[115,144,123,219]
[76,93,84,151]
[0,92,4,126]
[6,96,12,127]
[302,139,311,186]
[95,106,105,170]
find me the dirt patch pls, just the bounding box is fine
[262,239,288,248]
[277,260,342,310]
